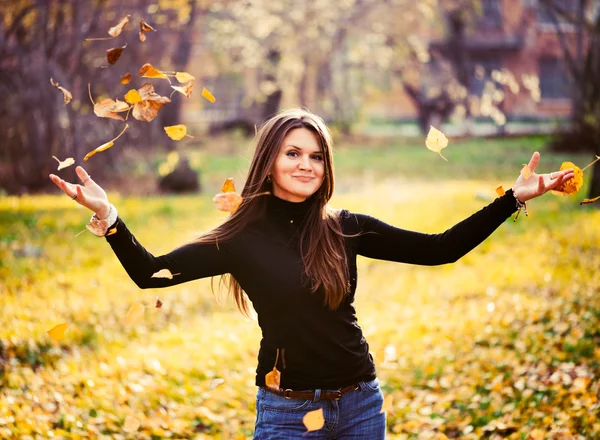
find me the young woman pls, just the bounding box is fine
[49,108,574,439]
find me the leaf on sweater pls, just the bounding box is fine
[495,186,505,197]
[201,87,216,103]
[265,348,281,390]
[52,156,75,171]
[139,20,156,42]
[47,323,68,340]
[425,126,448,161]
[120,73,132,84]
[106,227,117,236]
[50,78,72,105]
[106,44,127,65]
[303,408,324,432]
[124,303,144,325]
[551,162,583,196]
[151,268,180,279]
[83,124,129,162]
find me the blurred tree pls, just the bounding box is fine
[540,0,600,199]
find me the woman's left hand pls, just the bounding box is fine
[512,152,575,203]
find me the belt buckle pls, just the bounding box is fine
[283,389,293,399]
[333,390,342,400]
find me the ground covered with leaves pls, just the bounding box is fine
[1,138,599,439]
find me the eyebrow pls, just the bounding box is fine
[285,144,323,153]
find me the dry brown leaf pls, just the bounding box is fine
[520,164,532,179]
[551,162,583,196]
[155,297,163,308]
[164,125,192,141]
[201,87,216,103]
[83,124,129,162]
[265,367,281,390]
[303,408,325,432]
[123,415,140,432]
[171,81,194,98]
[106,44,127,65]
[49,78,73,105]
[124,89,142,104]
[47,323,68,340]
[139,63,170,81]
[132,100,169,122]
[84,15,130,41]
[93,98,129,121]
[495,185,505,197]
[120,73,132,85]
[139,20,156,42]
[175,72,195,83]
[52,156,75,171]
[151,268,180,279]
[425,125,448,161]
[580,195,600,205]
[124,303,145,325]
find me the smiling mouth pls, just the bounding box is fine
[293,176,314,182]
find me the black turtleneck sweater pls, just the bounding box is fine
[105,190,518,390]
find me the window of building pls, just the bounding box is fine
[479,0,503,28]
[538,58,571,99]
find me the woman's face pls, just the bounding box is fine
[271,127,325,202]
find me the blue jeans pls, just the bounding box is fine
[253,378,386,439]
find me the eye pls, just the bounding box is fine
[312,155,323,161]
[286,150,299,158]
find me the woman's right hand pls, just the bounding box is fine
[49,166,111,218]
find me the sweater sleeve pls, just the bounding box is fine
[352,189,518,266]
[104,216,232,289]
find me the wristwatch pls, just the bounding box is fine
[86,204,118,237]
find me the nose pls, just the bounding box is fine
[298,154,311,170]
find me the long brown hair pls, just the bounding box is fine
[196,108,349,315]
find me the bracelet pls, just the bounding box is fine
[86,204,118,237]
[513,192,527,222]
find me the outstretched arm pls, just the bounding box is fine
[50,166,231,289]
[354,152,574,265]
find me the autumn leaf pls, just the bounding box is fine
[155,297,163,308]
[580,195,600,205]
[93,98,130,121]
[139,63,170,82]
[151,268,180,279]
[214,178,244,213]
[171,81,195,98]
[209,378,226,390]
[106,44,127,66]
[132,83,171,122]
[124,303,144,325]
[551,162,583,196]
[139,20,155,42]
[201,87,216,103]
[124,89,142,104]
[47,323,68,340]
[120,73,132,84]
[425,125,448,161]
[221,178,236,193]
[265,348,281,390]
[83,124,129,162]
[303,408,325,432]
[164,125,192,141]
[175,72,195,83]
[495,185,505,197]
[106,226,117,236]
[52,155,75,171]
[85,14,131,40]
[520,164,532,179]
[49,78,73,105]
[123,415,140,432]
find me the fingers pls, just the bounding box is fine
[528,151,541,172]
[49,174,78,198]
[76,166,92,185]
[537,175,545,194]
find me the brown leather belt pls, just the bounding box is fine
[262,383,360,401]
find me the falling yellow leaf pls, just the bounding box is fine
[108,15,131,37]
[201,87,216,103]
[151,268,180,279]
[164,124,192,140]
[520,164,532,179]
[265,367,281,390]
[52,156,75,171]
[495,185,505,197]
[47,323,68,340]
[580,195,600,205]
[171,81,194,98]
[303,408,325,432]
[83,124,129,162]
[106,44,127,65]
[139,20,156,42]
[93,98,130,121]
[120,73,132,84]
[221,178,236,193]
[123,415,140,433]
[175,72,195,83]
[49,78,72,105]
[124,89,142,104]
[380,394,393,414]
[551,162,583,196]
[139,63,170,81]
[425,125,448,161]
[124,303,145,325]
